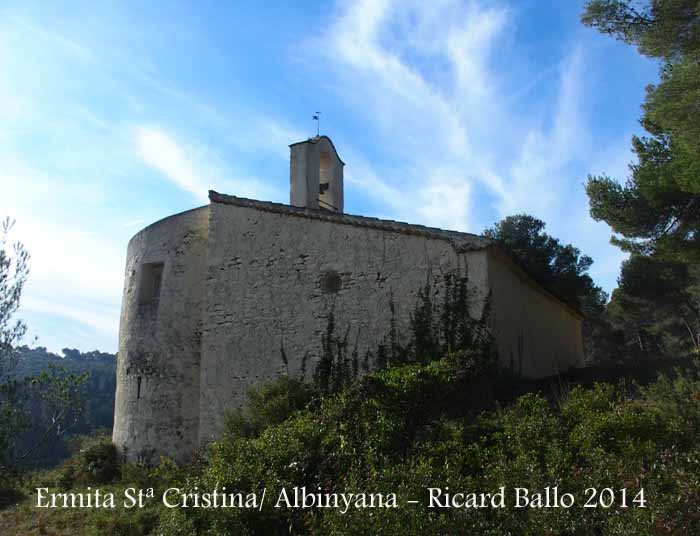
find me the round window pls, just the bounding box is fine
[320,271,342,293]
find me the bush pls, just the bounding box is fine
[15,360,700,535]
[157,358,700,535]
[52,433,119,488]
[223,375,315,441]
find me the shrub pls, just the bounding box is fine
[223,375,315,441]
[156,358,700,535]
[52,433,119,488]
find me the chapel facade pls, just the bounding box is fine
[113,136,584,464]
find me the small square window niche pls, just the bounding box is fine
[138,262,164,305]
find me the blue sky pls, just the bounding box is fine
[1,0,658,354]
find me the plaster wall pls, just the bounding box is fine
[113,199,586,463]
[289,142,315,209]
[290,136,344,212]
[113,206,209,464]
[486,249,585,378]
[197,203,487,444]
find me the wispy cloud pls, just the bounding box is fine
[308,0,630,289]
[2,11,95,62]
[0,6,297,352]
[122,219,147,229]
[136,126,211,204]
[306,0,514,230]
[501,47,588,218]
[0,0,654,353]
[0,171,124,351]
[23,297,118,343]
[135,125,284,203]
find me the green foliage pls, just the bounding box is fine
[0,218,31,471]
[309,269,494,394]
[582,1,700,258]
[51,433,120,488]
[0,379,31,470]
[581,1,700,361]
[606,254,700,357]
[483,214,614,364]
[406,280,441,364]
[4,436,181,535]
[644,56,700,160]
[11,353,700,535]
[582,0,699,60]
[483,215,607,314]
[152,359,700,535]
[160,350,498,536]
[0,218,29,379]
[0,362,89,475]
[312,307,359,394]
[224,375,315,440]
[11,345,117,467]
[585,136,700,258]
[403,272,493,365]
[0,219,100,487]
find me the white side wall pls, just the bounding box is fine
[197,203,488,444]
[113,206,209,464]
[486,249,584,378]
[114,201,585,463]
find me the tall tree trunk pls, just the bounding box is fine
[681,315,700,352]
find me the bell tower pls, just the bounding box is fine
[289,135,344,212]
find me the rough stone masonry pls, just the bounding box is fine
[113,135,584,464]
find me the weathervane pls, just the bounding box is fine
[312,111,321,137]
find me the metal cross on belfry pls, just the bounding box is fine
[312,111,321,136]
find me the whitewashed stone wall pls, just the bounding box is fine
[113,206,209,464]
[486,249,585,377]
[197,200,489,444]
[114,197,584,464]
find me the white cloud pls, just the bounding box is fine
[219,117,308,164]
[503,49,587,219]
[0,163,124,352]
[23,297,119,343]
[135,125,284,204]
[4,12,94,63]
[0,0,651,355]
[0,9,296,352]
[123,218,147,229]
[136,126,210,203]
[309,0,513,229]
[417,171,473,232]
[300,0,634,292]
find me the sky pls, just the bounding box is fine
[0,0,658,354]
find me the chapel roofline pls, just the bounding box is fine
[208,190,585,319]
[126,204,210,248]
[208,190,488,251]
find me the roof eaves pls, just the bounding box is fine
[209,190,490,249]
